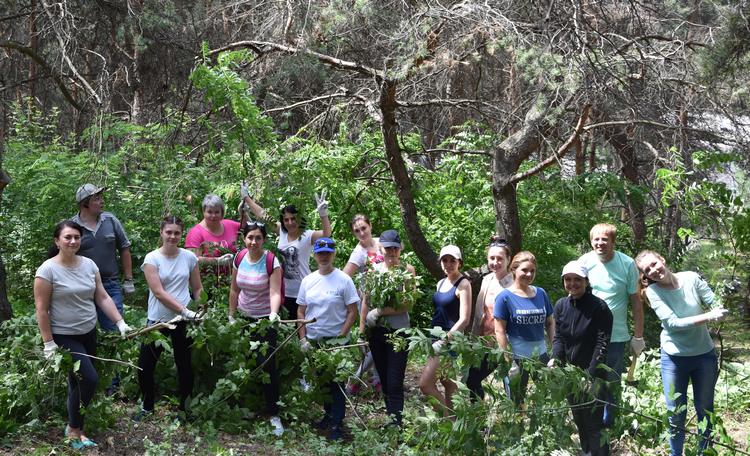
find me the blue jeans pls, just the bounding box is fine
[661,348,718,456]
[97,278,124,331]
[602,341,626,427]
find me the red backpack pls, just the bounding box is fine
[234,249,285,299]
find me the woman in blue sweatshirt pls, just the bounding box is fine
[635,250,729,456]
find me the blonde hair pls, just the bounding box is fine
[509,251,536,277]
[634,249,667,272]
[589,223,617,242]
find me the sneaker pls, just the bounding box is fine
[132,408,153,423]
[373,381,382,394]
[328,425,343,441]
[313,416,331,430]
[299,378,311,392]
[270,416,284,437]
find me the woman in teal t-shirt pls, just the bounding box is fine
[635,250,729,456]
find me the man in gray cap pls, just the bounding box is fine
[71,184,134,332]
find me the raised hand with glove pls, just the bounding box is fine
[269,311,280,323]
[314,191,329,218]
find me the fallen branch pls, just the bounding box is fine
[319,342,368,352]
[69,352,142,371]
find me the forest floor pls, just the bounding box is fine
[2,318,749,456]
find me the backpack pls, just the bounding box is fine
[234,249,286,299]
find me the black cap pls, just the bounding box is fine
[379,230,401,248]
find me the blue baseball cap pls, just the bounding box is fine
[313,237,336,253]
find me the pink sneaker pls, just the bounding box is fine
[346,382,361,395]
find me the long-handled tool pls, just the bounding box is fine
[626,351,639,387]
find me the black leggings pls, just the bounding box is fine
[241,317,280,415]
[568,382,609,455]
[368,326,409,425]
[138,321,193,411]
[53,329,99,429]
[283,296,298,319]
[466,352,498,402]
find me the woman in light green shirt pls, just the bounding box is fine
[635,250,728,456]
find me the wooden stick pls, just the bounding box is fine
[279,318,317,324]
[124,315,184,340]
[69,352,142,370]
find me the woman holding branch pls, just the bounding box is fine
[35,220,132,449]
[361,229,417,427]
[136,216,202,421]
[228,221,284,437]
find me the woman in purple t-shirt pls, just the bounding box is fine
[493,251,555,405]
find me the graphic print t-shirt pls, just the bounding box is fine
[277,229,314,298]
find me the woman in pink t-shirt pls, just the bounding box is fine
[185,194,244,277]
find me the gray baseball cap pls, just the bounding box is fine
[76,183,105,203]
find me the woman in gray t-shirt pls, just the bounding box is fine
[35,220,131,450]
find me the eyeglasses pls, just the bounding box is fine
[489,238,508,247]
[314,240,336,250]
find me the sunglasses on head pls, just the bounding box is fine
[489,238,508,247]
[315,240,336,250]
[246,220,265,228]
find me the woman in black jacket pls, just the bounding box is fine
[549,261,613,456]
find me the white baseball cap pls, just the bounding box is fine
[438,245,462,261]
[561,261,588,278]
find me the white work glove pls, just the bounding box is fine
[181,307,197,320]
[547,358,557,368]
[122,279,135,294]
[228,314,237,325]
[300,337,312,352]
[630,337,645,355]
[431,339,445,355]
[314,191,329,218]
[43,340,58,359]
[115,319,132,337]
[269,312,280,323]
[365,308,381,327]
[217,253,234,267]
[240,181,250,199]
[508,361,520,379]
[707,307,729,322]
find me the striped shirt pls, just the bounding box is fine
[236,251,281,318]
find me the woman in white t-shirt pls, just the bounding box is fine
[136,216,202,420]
[240,186,331,318]
[228,221,284,437]
[343,213,384,393]
[35,220,132,450]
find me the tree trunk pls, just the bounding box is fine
[379,80,442,279]
[609,130,646,247]
[0,124,12,322]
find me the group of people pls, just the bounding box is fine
[33,184,728,455]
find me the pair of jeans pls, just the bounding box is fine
[467,353,499,402]
[368,326,409,425]
[137,320,194,411]
[661,348,718,456]
[503,352,550,405]
[96,278,124,331]
[602,341,626,427]
[53,329,99,429]
[241,317,280,415]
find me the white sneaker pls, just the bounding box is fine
[270,416,284,436]
[299,377,311,392]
